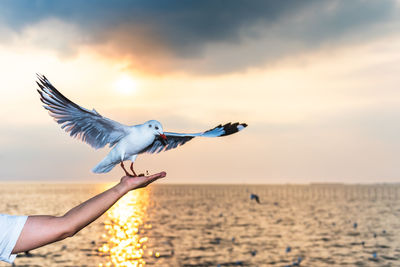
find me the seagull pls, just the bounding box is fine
[250,193,260,204]
[36,74,247,177]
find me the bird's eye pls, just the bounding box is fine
[155,126,159,130]
[149,124,152,128]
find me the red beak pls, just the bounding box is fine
[159,134,167,140]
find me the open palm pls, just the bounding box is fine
[121,172,167,190]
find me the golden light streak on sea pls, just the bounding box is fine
[98,187,150,267]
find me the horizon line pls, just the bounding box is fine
[1,180,400,186]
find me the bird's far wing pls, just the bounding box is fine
[36,74,131,149]
[141,122,247,154]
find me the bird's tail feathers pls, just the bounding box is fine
[92,157,118,173]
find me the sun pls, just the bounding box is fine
[113,74,138,95]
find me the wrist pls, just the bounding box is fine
[114,181,130,196]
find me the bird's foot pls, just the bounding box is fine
[121,162,137,177]
[138,173,145,177]
[129,162,139,177]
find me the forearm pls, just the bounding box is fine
[62,182,128,233]
[12,172,165,254]
[12,183,129,253]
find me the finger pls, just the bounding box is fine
[133,172,165,189]
[145,173,166,184]
[146,171,167,179]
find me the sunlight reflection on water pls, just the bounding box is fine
[98,187,151,267]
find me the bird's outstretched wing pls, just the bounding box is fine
[142,122,247,154]
[36,74,131,149]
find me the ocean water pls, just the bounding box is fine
[0,183,399,267]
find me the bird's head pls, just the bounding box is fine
[144,120,167,145]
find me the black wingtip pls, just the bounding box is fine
[220,122,247,136]
[204,122,247,137]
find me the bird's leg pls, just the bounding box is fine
[130,162,145,177]
[120,162,134,177]
[129,162,138,177]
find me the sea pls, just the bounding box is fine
[0,183,399,267]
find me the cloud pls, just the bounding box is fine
[0,0,399,73]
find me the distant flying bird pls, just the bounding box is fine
[36,74,247,176]
[250,193,260,204]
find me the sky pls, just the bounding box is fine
[1,0,400,184]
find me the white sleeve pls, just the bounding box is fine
[0,214,28,264]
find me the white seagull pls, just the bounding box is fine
[36,74,247,177]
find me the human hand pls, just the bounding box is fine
[119,172,166,193]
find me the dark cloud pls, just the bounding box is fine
[0,0,398,73]
[0,1,311,44]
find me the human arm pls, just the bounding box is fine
[12,172,166,253]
